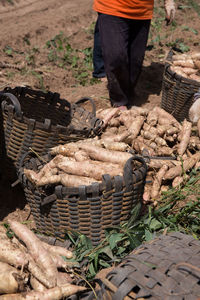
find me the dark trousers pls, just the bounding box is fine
[98,13,151,107]
[92,18,106,78]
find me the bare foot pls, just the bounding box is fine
[100,77,107,83]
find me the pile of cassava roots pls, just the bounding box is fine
[24,105,200,204]
[0,220,86,299]
[169,51,200,81]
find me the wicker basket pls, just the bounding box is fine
[0,86,102,178]
[161,49,200,122]
[83,232,200,300]
[18,153,147,246]
[0,107,5,177]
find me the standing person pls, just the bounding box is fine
[93,0,176,110]
[92,17,106,79]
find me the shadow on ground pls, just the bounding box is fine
[134,61,165,106]
[0,177,27,221]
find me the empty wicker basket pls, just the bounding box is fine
[18,153,147,246]
[161,49,200,122]
[0,86,102,179]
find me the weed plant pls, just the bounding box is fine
[45,32,97,86]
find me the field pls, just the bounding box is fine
[0,0,200,282]
[0,0,199,109]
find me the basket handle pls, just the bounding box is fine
[123,155,147,185]
[74,97,96,116]
[16,151,37,187]
[0,92,22,118]
[18,151,37,172]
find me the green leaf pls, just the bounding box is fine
[149,219,162,231]
[125,231,141,249]
[78,249,91,261]
[5,49,13,56]
[80,234,93,248]
[116,246,127,255]
[108,233,124,250]
[127,202,142,226]
[78,71,88,78]
[99,259,111,268]
[97,246,114,260]
[178,42,190,53]
[178,5,191,10]
[71,56,78,68]
[94,252,99,271]
[145,229,153,241]
[88,262,96,278]
[190,28,198,34]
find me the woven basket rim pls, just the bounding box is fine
[165,49,200,87]
[0,86,103,136]
[18,152,147,197]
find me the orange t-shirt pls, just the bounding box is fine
[93,0,154,20]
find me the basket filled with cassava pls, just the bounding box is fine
[18,146,147,246]
[97,106,200,204]
[18,104,200,245]
[161,49,200,122]
[0,86,102,179]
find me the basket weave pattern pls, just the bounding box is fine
[93,232,200,299]
[18,154,147,246]
[161,50,200,122]
[0,86,102,172]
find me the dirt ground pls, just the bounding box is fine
[0,0,200,225]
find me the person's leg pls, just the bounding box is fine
[92,17,106,78]
[98,13,130,107]
[128,20,151,106]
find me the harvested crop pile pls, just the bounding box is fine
[24,106,200,204]
[0,221,86,300]
[169,51,200,81]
